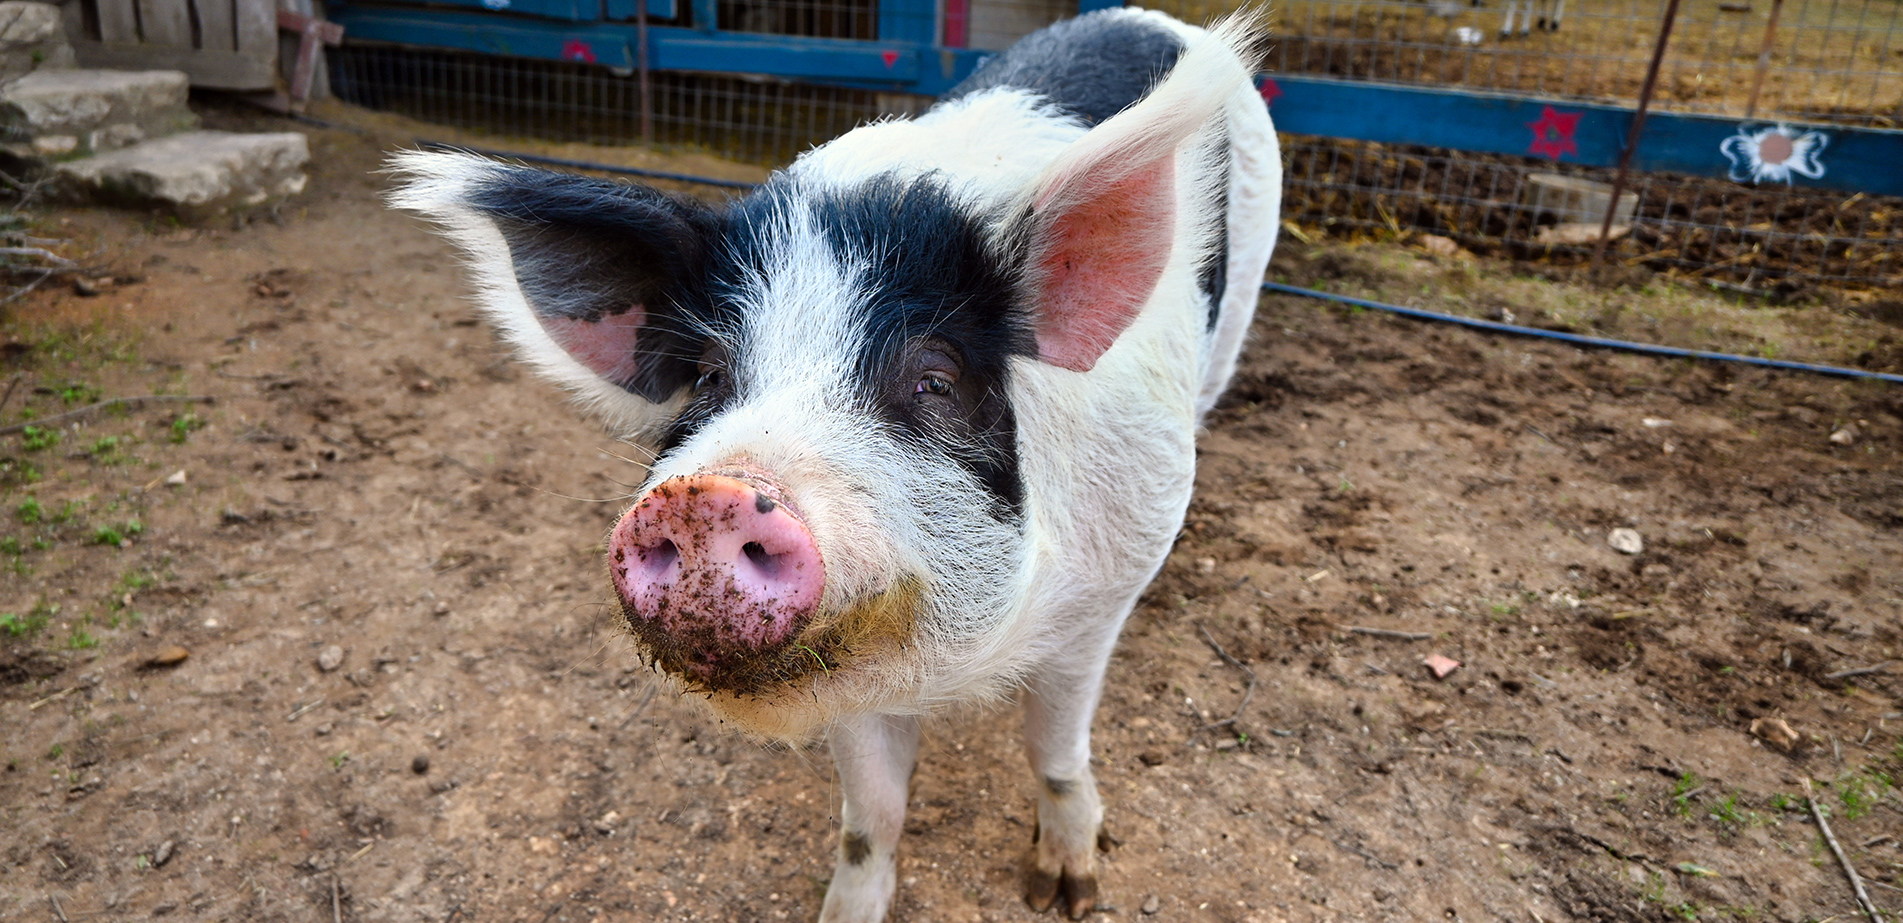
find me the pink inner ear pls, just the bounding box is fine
[1030,156,1175,373]
[539,307,646,385]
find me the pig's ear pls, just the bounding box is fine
[388,150,711,433]
[1015,19,1258,373]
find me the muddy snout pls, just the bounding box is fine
[610,474,825,657]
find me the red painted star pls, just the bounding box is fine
[1257,76,1282,107]
[561,39,596,63]
[1526,105,1582,159]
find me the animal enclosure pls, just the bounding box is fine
[318,0,1903,289]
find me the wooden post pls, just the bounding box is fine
[1590,0,1682,274]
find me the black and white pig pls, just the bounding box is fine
[391,8,1279,920]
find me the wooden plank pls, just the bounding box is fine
[233,0,273,54]
[1263,75,1903,198]
[199,0,237,52]
[137,0,193,47]
[95,0,140,43]
[71,37,276,87]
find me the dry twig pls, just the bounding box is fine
[1804,778,1882,923]
[1340,625,1433,641]
[0,395,214,434]
[1194,623,1257,734]
[1823,661,1894,681]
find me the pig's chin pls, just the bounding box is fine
[621,575,926,735]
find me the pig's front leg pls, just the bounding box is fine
[818,713,921,923]
[1022,656,1113,919]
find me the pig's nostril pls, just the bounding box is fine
[644,539,679,571]
[741,541,775,574]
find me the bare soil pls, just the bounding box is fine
[2,105,1900,923]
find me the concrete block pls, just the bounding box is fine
[0,2,74,84]
[54,130,310,216]
[0,68,193,158]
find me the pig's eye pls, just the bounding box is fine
[695,343,730,392]
[915,372,954,396]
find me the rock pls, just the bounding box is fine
[1535,222,1630,246]
[593,810,621,834]
[316,644,344,672]
[1418,234,1460,257]
[1749,716,1799,752]
[0,3,75,84]
[163,469,187,487]
[1828,425,1857,445]
[1142,894,1161,915]
[0,69,192,159]
[411,754,430,774]
[143,645,189,667]
[152,839,175,867]
[54,130,309,216]
[1607,528,1644,555]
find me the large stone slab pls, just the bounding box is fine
[54,130,309,216]
[0,68,193,159]
[0,2,74,84]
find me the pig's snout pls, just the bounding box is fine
[611,474,825,652]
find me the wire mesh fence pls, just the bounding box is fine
[1147,0,1903,126]
[327,0,1903,289]
[1278,135,1896,288]
[331,44,892,165]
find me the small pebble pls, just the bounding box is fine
[153,839,175,868]
[163,470,187,487]
[1828,426,1857,446]
[432,601,451,616]
[1142,895,1161,915]
[412,755,431,775]
[1607,528,1644,555]
[317,645,344,672]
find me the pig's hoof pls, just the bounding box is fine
[1025,867,1098,919]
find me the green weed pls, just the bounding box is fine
[1672,772,1703,817]
[56,382,101,405]
[66,626,97,650]
[15,496,42,524]
[87,435,131,465]
[168,412,204,445]
[19,425,58,452]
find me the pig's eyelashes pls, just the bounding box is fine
[915,372,954,396]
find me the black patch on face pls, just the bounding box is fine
[803,175,1033,519]
[842,831,871,866]
[942,9,1184,127]
[462,166,720,404]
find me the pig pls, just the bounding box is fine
[390,7,1279,920]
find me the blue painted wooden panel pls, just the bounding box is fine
[409,0,673,23]
[1262,75,1903,198]
[878,0,936,44]
[601,0,679,21]
[328,6,989,91]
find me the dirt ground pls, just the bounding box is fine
[2,102,1900,923]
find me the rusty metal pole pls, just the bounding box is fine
[1743,0,1784,119]
[637,1,654,143]
[1591,0,1684,274]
